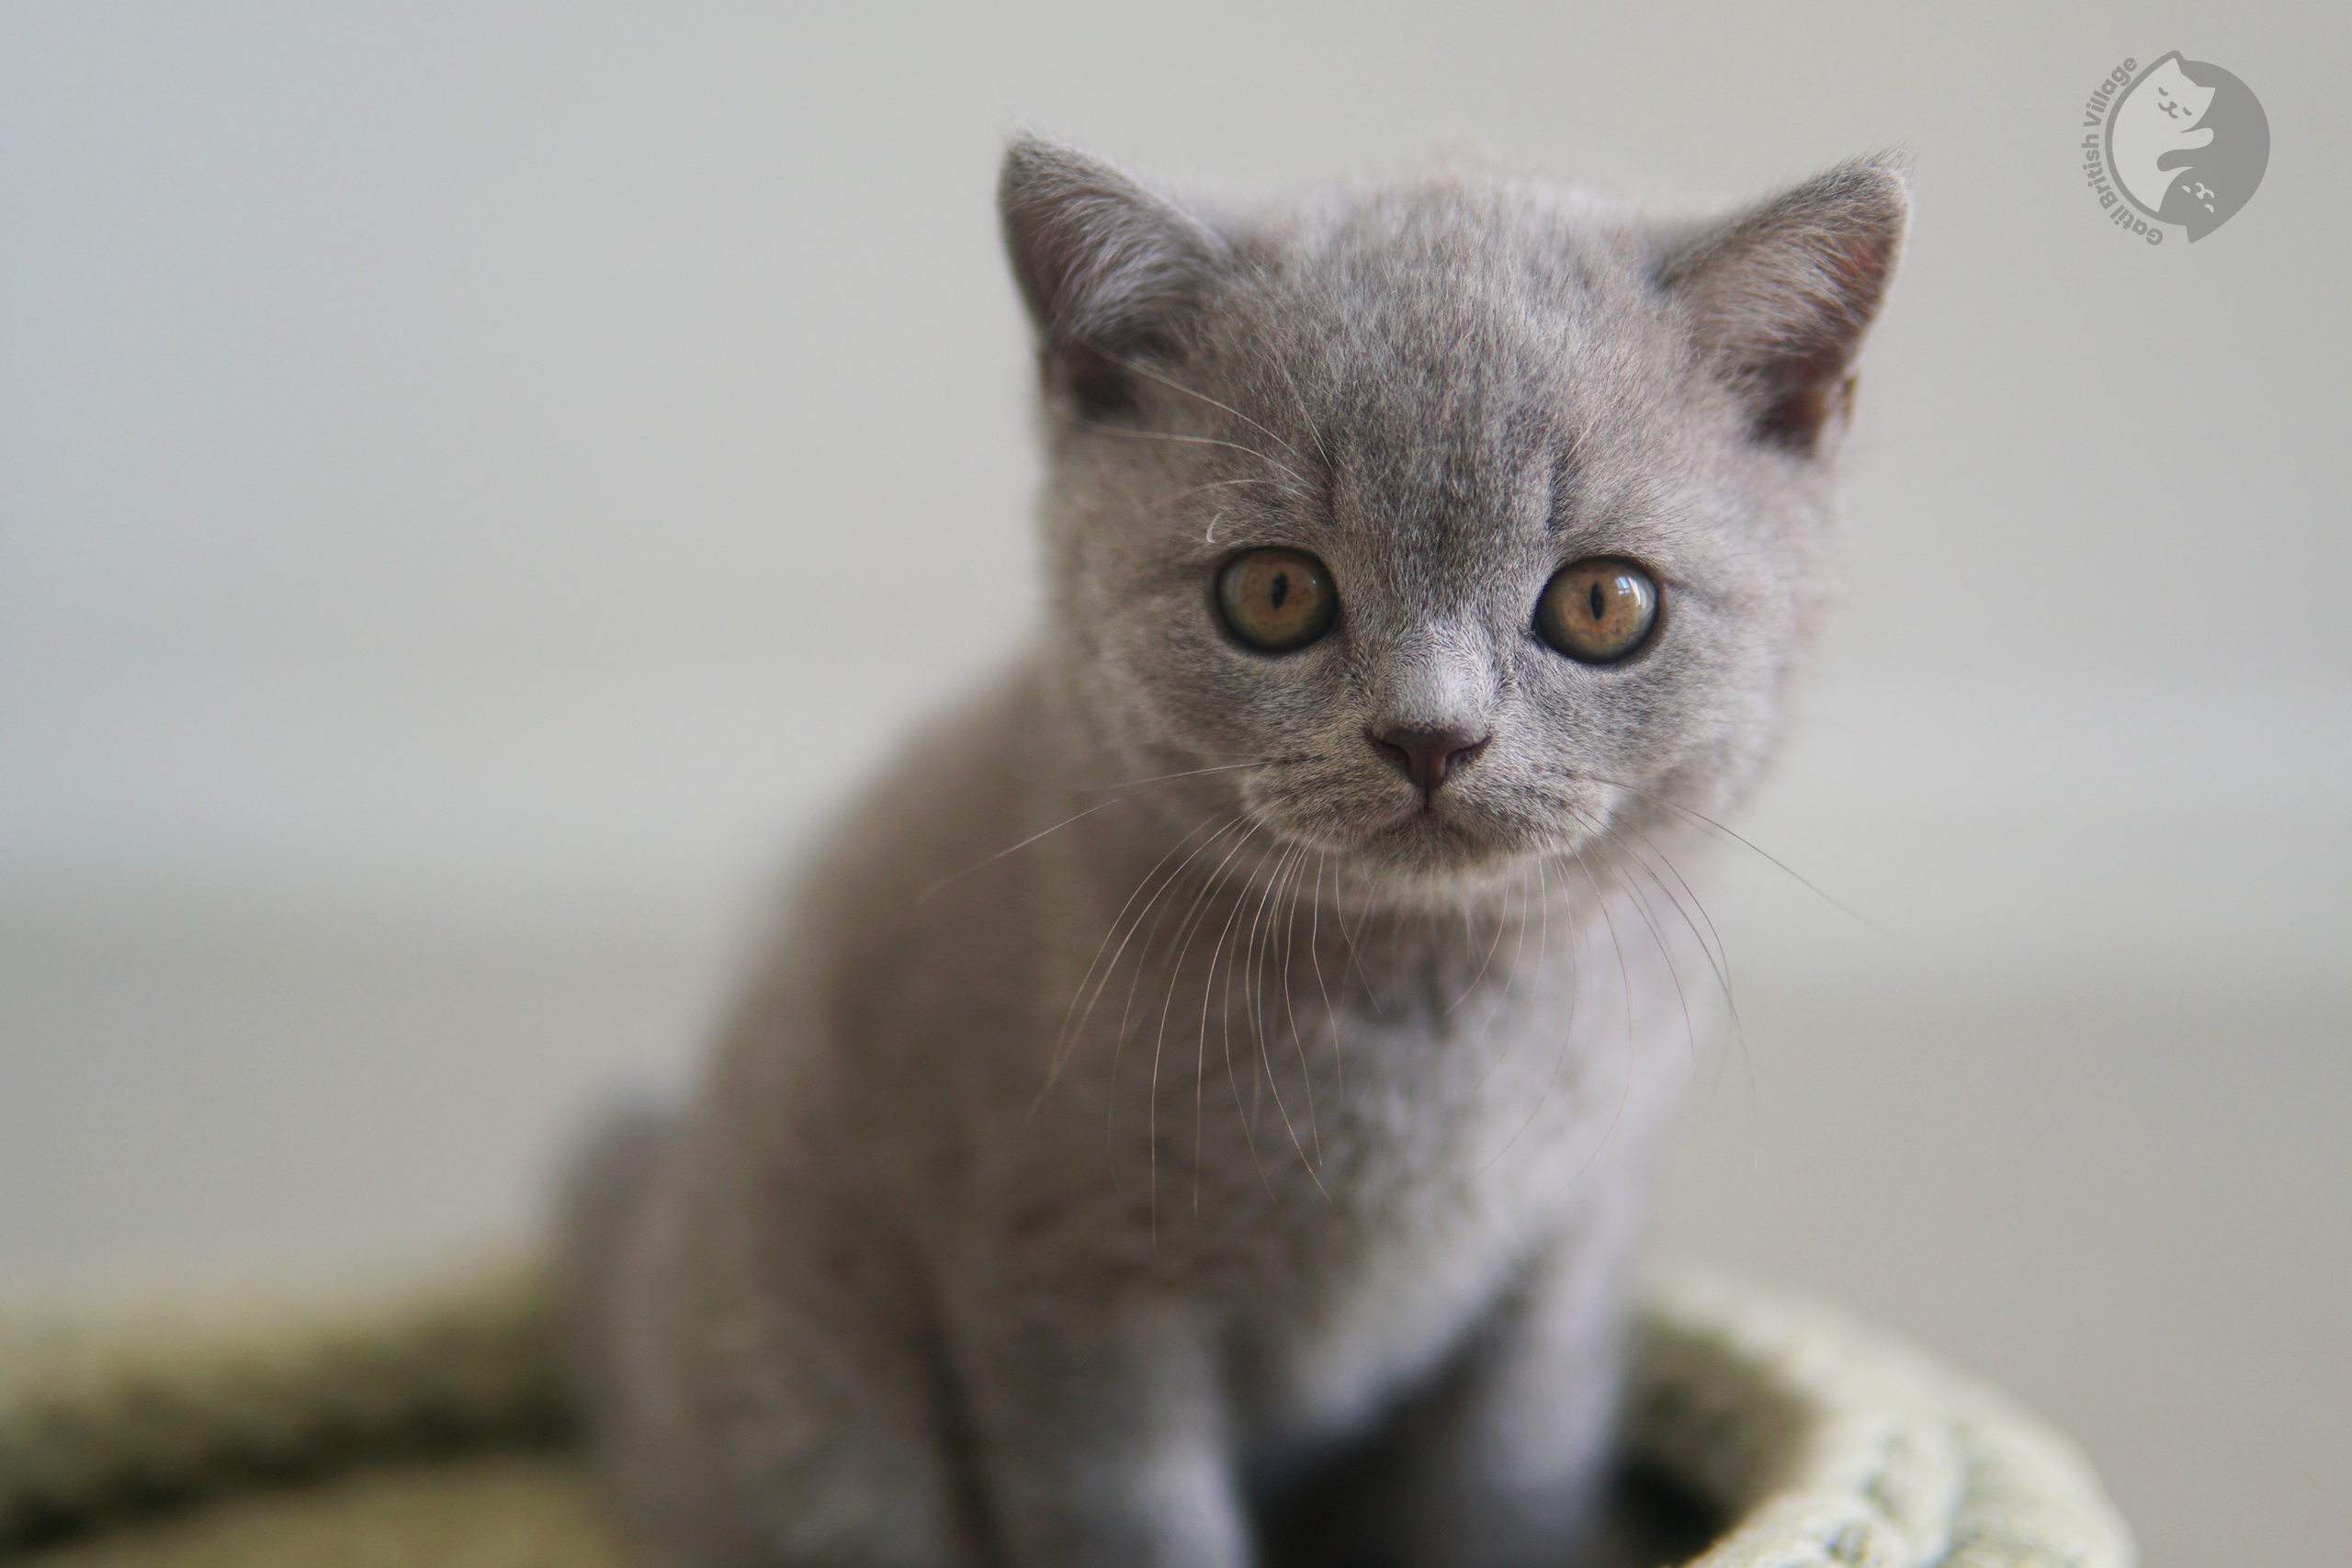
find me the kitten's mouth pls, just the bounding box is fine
[1389,782,1481,833]
[1329,777,1605,889]
[1362,790,1506,861]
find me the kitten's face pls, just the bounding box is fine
[1004,148,1905,907]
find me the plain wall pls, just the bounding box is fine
[4,4,2346,1563]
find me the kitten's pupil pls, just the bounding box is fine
[1270,572,1290,610]
[1588,581,1605,622]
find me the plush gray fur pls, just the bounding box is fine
[561,136,1906,1568]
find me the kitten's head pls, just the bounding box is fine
[1001,138,1905,908]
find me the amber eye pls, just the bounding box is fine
[1216,547,1338,652]
[1536,558,1658,663]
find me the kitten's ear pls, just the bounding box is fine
[999,135,1228,418]
[1659,156,1909,455]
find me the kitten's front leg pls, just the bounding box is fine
[955,1296,1252,1568]
[1388,1221,1640,1568]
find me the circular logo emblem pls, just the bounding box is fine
[2101,52,2270,242]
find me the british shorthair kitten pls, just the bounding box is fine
[563,135,1906,1568]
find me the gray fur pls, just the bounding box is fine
[562,136,1907,1568]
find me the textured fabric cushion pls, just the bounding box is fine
[0,1260,2132,1567]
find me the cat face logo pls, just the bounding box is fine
[2103,52,2268,240]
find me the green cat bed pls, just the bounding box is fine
[0,1260,2131,1567]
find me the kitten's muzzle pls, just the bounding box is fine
[1367,725,1490,807]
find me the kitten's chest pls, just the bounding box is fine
[1221,964,1645,1438]
[1236,1153,1524,1444]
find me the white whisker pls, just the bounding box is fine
[1308,850,1345,1100]
[1075,338,1312,475]
[1033,810,1237,1122]
[1105,816,1255,1198]
[1056,411,1309,493]
[1143,822,1268,1238]
[1575,772,1889,939]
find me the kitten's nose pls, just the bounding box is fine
[1369,725,1490,799]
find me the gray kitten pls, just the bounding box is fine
[562,136,1906,1568]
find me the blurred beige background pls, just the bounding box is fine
[3,3,2346,1563]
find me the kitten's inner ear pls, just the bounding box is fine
[1660,157,1909,454]
[999,136,1228,420]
